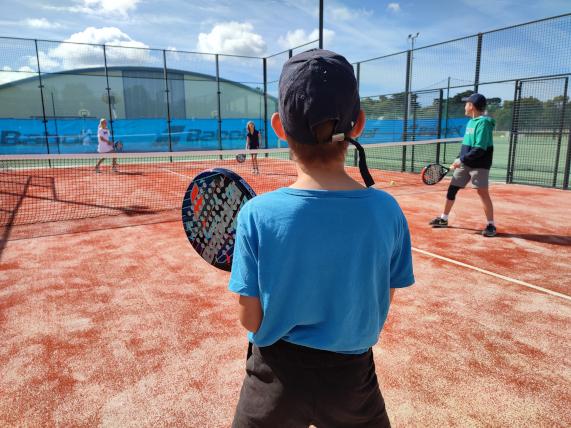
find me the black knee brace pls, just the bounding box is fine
[446,185,461,201]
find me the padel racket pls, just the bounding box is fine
[421,163,450,185]
[236,154,246,163]
[113,140,123,152]
[181,168,256,271]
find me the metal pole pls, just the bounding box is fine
[444,76,451,137]
[263,57,268,151]
[163,50,173,152]
[34,39,50,155]
[50,91,60,154]
[102,45,115,143]
[402,50,412,171]
[354,62,360,167]
[288,49,293,59]
[507,81,521,184]
[552,77,568,187]
[474,33,483,92]
[215,54,222,153]
[319,0,324,49]
[436,89,443,163]
[563,128,571,190]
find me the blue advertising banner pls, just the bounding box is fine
[0,117,468,154]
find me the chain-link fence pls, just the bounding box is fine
[1,14,570,188]
[0,37,317,155]
[354,13,571,189]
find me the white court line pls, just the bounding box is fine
[412,247,571,302]
[161,168,193,179]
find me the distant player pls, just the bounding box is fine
[429,93,496,237]
[246,121,260,174]
[94,118,118,173]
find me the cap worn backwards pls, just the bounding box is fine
[278,49,374,187]
[278,49,360,145]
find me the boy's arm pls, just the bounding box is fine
[238,295,262,333]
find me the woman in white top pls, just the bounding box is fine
[95,118,118,173]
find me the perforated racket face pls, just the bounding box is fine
[181,168,256,271]
[421,164,449,185]
[114,141,123,152]
[236,154,246,163]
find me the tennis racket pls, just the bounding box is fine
[236,154,246,163]
[421,163,450,185]
[181,168,256,271]
[113,140,123,152]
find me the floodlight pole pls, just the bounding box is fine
[406,32,419,132]
[319,0,324,49]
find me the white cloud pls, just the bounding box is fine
[330,6,373,21]
[387,3,401,12]
[25,18,62,29]
[29,27,152,72]
[196,22,266,56]
[0,66,36,85]
[278,28,335,50]
[44,0,140,17]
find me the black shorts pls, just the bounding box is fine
[232,340,390,427]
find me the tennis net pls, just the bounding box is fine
[1,138,462,230]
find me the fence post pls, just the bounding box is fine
[215,54,222,153]
[354,62,361,167]
[436,89,443,163]
[34,39,50,155]
[102,45,115,144]
[162,50,173,152]
[402,50,412,171]
[474,33,483,92]
[552,77,568,187]
[263,57,268,150]
[507,80,521,184]
[563,129,571,190]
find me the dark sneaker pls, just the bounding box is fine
[429,217,448,228]
[482,224,497,237]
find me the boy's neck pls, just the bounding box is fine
[290,162,365,190]
[471,111,483,119]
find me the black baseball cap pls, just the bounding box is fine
[462,93,487,111]
[278,49,374,187]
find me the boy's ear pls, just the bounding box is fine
[348,109,366,138]
[271,112,287,140]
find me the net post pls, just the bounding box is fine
[263,57,268,155]
[474,33,483,92]
[552,77,568,188]
[34,39,50,157]
[436,89,444,163]
[215,54,223,158]
[162,49,173,153]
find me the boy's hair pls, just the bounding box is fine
[288,120,348,165]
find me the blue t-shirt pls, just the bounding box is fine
[228,187,414,354]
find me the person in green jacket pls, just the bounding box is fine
[429,93,497,237]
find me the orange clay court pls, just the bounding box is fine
[1,150,570,427]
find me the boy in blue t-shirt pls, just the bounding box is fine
[228,49,414,427]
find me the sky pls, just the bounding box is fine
[0,0,569,61]
[0,1,569,99]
